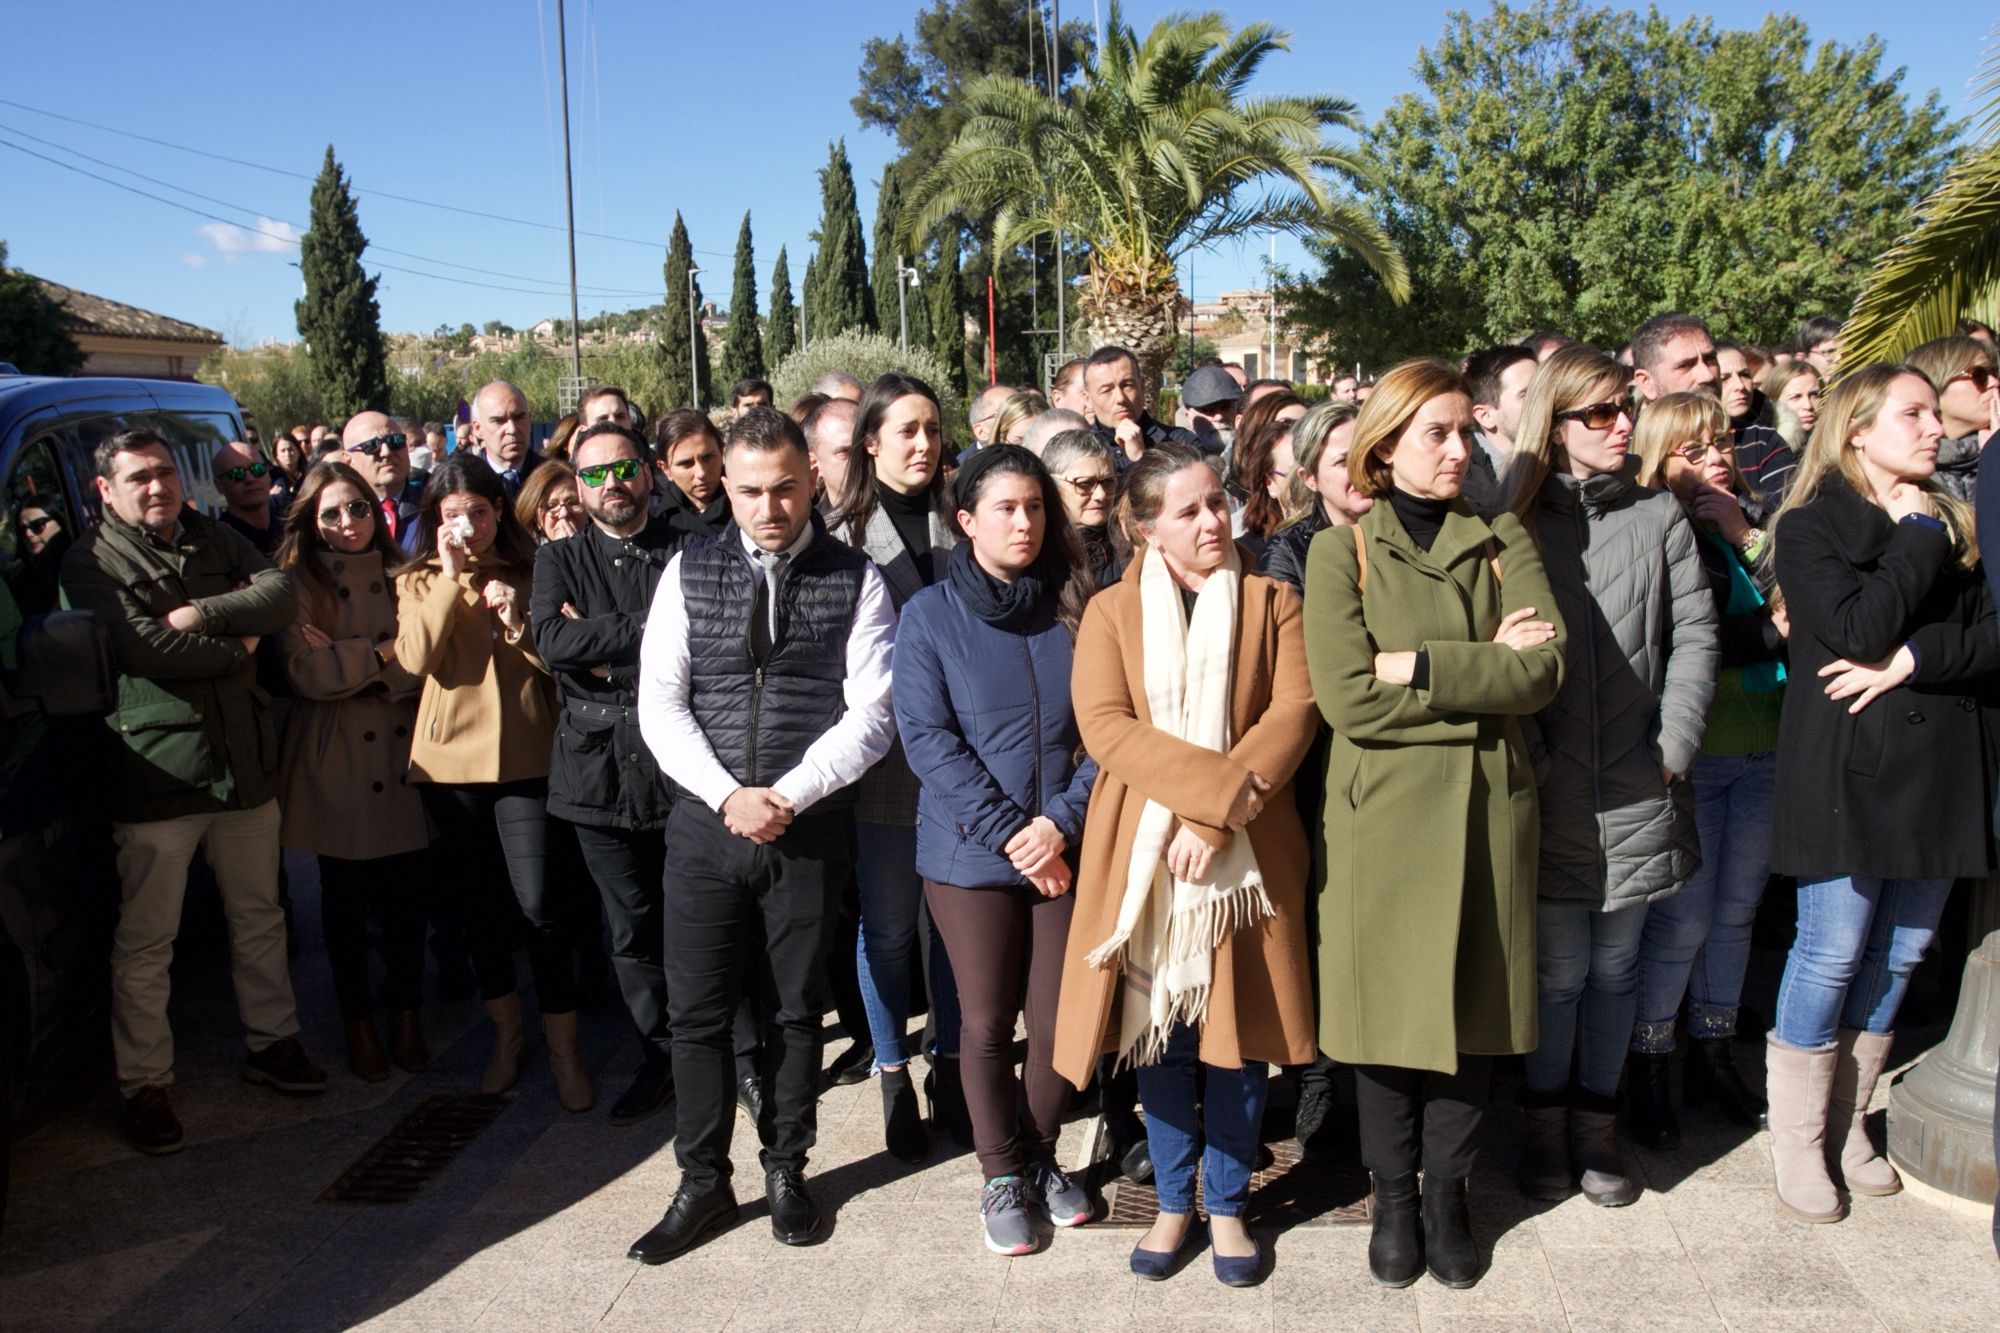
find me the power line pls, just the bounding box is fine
[0,95,736,259]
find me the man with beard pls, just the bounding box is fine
[1631,312,1791,503]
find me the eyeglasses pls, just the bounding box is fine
[345,433,408,459]
[1671,436,1736,464]
[317,499,375,525]
[541,496,583,514]
[19,514,57,536]
[220,462,270,482]
[1948,366,1996,392]
[1064,475,1116,498]
[578,458,643,487]
[1556,401,1627,430]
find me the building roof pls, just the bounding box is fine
[13,271,222,346]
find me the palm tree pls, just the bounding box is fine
[1838,33,2000,368]
[902,3,1407,394]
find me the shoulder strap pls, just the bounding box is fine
[1350,523,1368,596]
[1483,536,1503,585]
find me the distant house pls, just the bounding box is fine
[18,273,223,380]
[528,318,559,340]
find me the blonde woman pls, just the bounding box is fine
[991,390,1051,448]
[1502,345,1718,1209]
[1764,364,1998,1223]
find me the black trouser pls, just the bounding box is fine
[318,850,428,1021]
[421,780,580,1013]
[663,799,848,1192]
[1353,1057,1492,1181]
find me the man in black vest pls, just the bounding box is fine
[633,407,896,1262]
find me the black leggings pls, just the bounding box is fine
[319,850,428,1020]
[1353,1056,1492,1181]
[925,878,1074,1179]
[421,779,581,1014]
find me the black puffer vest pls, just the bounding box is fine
[680,531,869,808]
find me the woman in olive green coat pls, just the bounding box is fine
[1303,359,1566,1291]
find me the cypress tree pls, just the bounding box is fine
[930,226,968,396]
[802,253,819,346]
[294,146,387,420]
[659,212,710,408]
[718,211,765,388]
[767,245,798,366]
[809,140,874,337]
[871,167,906,349]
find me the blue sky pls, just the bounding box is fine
[3,1,1993,347]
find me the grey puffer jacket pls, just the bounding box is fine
[1528,465,1719,909]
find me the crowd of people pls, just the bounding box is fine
[47,305,2000,1289]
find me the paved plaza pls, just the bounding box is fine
[1,854,1996,1332]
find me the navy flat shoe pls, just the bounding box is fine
[1212,1235,1264,1287]
[1129,1219,1203,1280]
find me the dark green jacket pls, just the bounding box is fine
[60,508,297,823]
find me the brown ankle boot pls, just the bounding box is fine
[1828,1028,1902,1197]
[387,1009,429,1074]
[543,1010,594,1112]
[1765,1036,1845,1223]
[481,994,526,1095]
[345,1018,390,1083]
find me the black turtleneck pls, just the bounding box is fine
[1389,487,1451,552]
[878,482,941,585]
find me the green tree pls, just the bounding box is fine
[871,165,932,354]
[719,211,766,388]
[930,224,968,394]
[0,241,85,376]
[801,253,819,345]
[1168,337,1222,383]
[294,146,388,420]
[769,329,966,438]
[658,211,710,408]
[808,140,876,337]
[1281,2,1956,367]
[904,4,1406,394]
[767,245,799,367]
[199,344,322,437]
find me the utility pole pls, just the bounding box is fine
[1052,0,1066,358]
[555,0,582,383]
[688,266,702,408]
[1267,234,1278,380]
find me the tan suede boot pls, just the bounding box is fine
[543,1010,594,1113]
[1765,1036,1845,1223]
[481,994,526,1096]
[1827,1028,1902,1197]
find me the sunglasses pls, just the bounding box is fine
[1671,436,1736,464]
[1556,401,1627,430]
[317,499,375,526]
[1949,366,1996,392]
[577,458,643,487]
[19,514,57,536]
[345,433,408,459]
[1064,475,1116,497]
[220,462,270,482]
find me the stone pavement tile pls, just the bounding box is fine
[1873,1313,1996,1333]
[1528,1188,1685,1249]
[1633,1131,1775,1193]
[1685,1236,1872,1320]
[991,1247,1138,1325]
[1409,1311,1567,1333]
[1566,1314,1727,1333]
[1126,1259,1274,1331]
[857,1264,1009,1330]
[1265,1237,1419,1332]
[596,1270,741,1332]
[357,1254,515,1326]
[472,1256,638,1328]
[1721,1316,1887,1332]
[1657,1179,1791,1248]
[1541,1243,1722,1323]
[0,1227,220,1333]
[1820,1200,2000,1315]
[1410,1226,1563,1328]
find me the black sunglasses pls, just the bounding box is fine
[220,462,270,482]
[578,458,643,487]
[317,498,376,526]
[19,514,58,536]
[1557,401,1627,430]
[345,433,408,459]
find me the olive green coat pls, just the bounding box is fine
[1303,502,1566,1074]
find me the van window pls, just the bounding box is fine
[1,437,70,560]
[140,410,238,515]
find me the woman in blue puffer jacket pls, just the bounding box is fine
[894,444,1098,1257]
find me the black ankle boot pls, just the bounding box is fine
[1367,1171,1423,1287]
[1626,1051,1681,1150]
[882,1065,928,1163]
[1420,1176,1479,1289]
[926,1058,974,1148]
[1685,1036,1767,1129]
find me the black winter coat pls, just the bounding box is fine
[1771,475,2000,880]
[1257,507,1332,595]
[656,480,732,548]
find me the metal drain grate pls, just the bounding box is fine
[1102,1137,1373,1228]
[320,1094,507,1204]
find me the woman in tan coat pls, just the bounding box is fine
[394,452,589,1111]
[1054,443,1318,1287]
[277,461,432,1082]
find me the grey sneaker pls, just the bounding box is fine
[1030,1159,1092,1228]
[980,1176,1037,1255]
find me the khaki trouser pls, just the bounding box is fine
[110,799,299,1095]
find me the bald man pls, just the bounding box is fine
[804,397,859,504]
[470,380,543,496]
[967,383,1014,448]
[342,410,425,552]
[810,371,863,404]
[212,440,282,556]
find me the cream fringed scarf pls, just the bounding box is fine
[1085,543,1271,1071]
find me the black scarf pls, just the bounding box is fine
[947,540,1054,633]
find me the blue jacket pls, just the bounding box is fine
[892,579,1097,889]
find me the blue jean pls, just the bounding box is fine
[1526,900,1649,1099]
[1631,751,1777,1051]
[1774,875,1952,1050]
[1134,1022,1270,1218]
[855,821,959,1067]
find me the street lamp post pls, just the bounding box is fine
[895,254,922,355]
[687,266,702,409]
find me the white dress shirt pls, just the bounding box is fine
[638,523,898,816]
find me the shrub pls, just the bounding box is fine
[769,330,966,446]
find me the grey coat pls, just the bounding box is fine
[848,498,958,825]
[1528,466,1719,909]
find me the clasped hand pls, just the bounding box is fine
[722,786,794,843]
[1819,644,1916,715]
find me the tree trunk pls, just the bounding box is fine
[1079,283,1180,410]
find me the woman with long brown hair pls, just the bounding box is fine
[276,461,433,1081]
[1228,389,1308,556]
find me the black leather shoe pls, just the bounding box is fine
[608,1059,675,1127]
[823,1040,874,1090]
[124,1085,185,1156]
[243,1036,328,1094]
[736,1073,764,1128]
[765,1166,823,1245]
[1367,1171,1423,1288]
[1118,1135,1155,1184]
[1421,1176,1480,1289]
[1685,1036,1767,1129]
[627,1184,738,1264]
[1626,1051,1682,1150]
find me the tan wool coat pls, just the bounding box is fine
[395,555,556,785]
[1051,551,1321,1089]
[279,550,430,858]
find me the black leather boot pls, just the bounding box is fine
[1420,1176,1480,1288]
[1367,1171,1423,1288]
[882,1065,929,1163]
[1685,1036,1767,1129]
[1625,1050,1681,1150]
